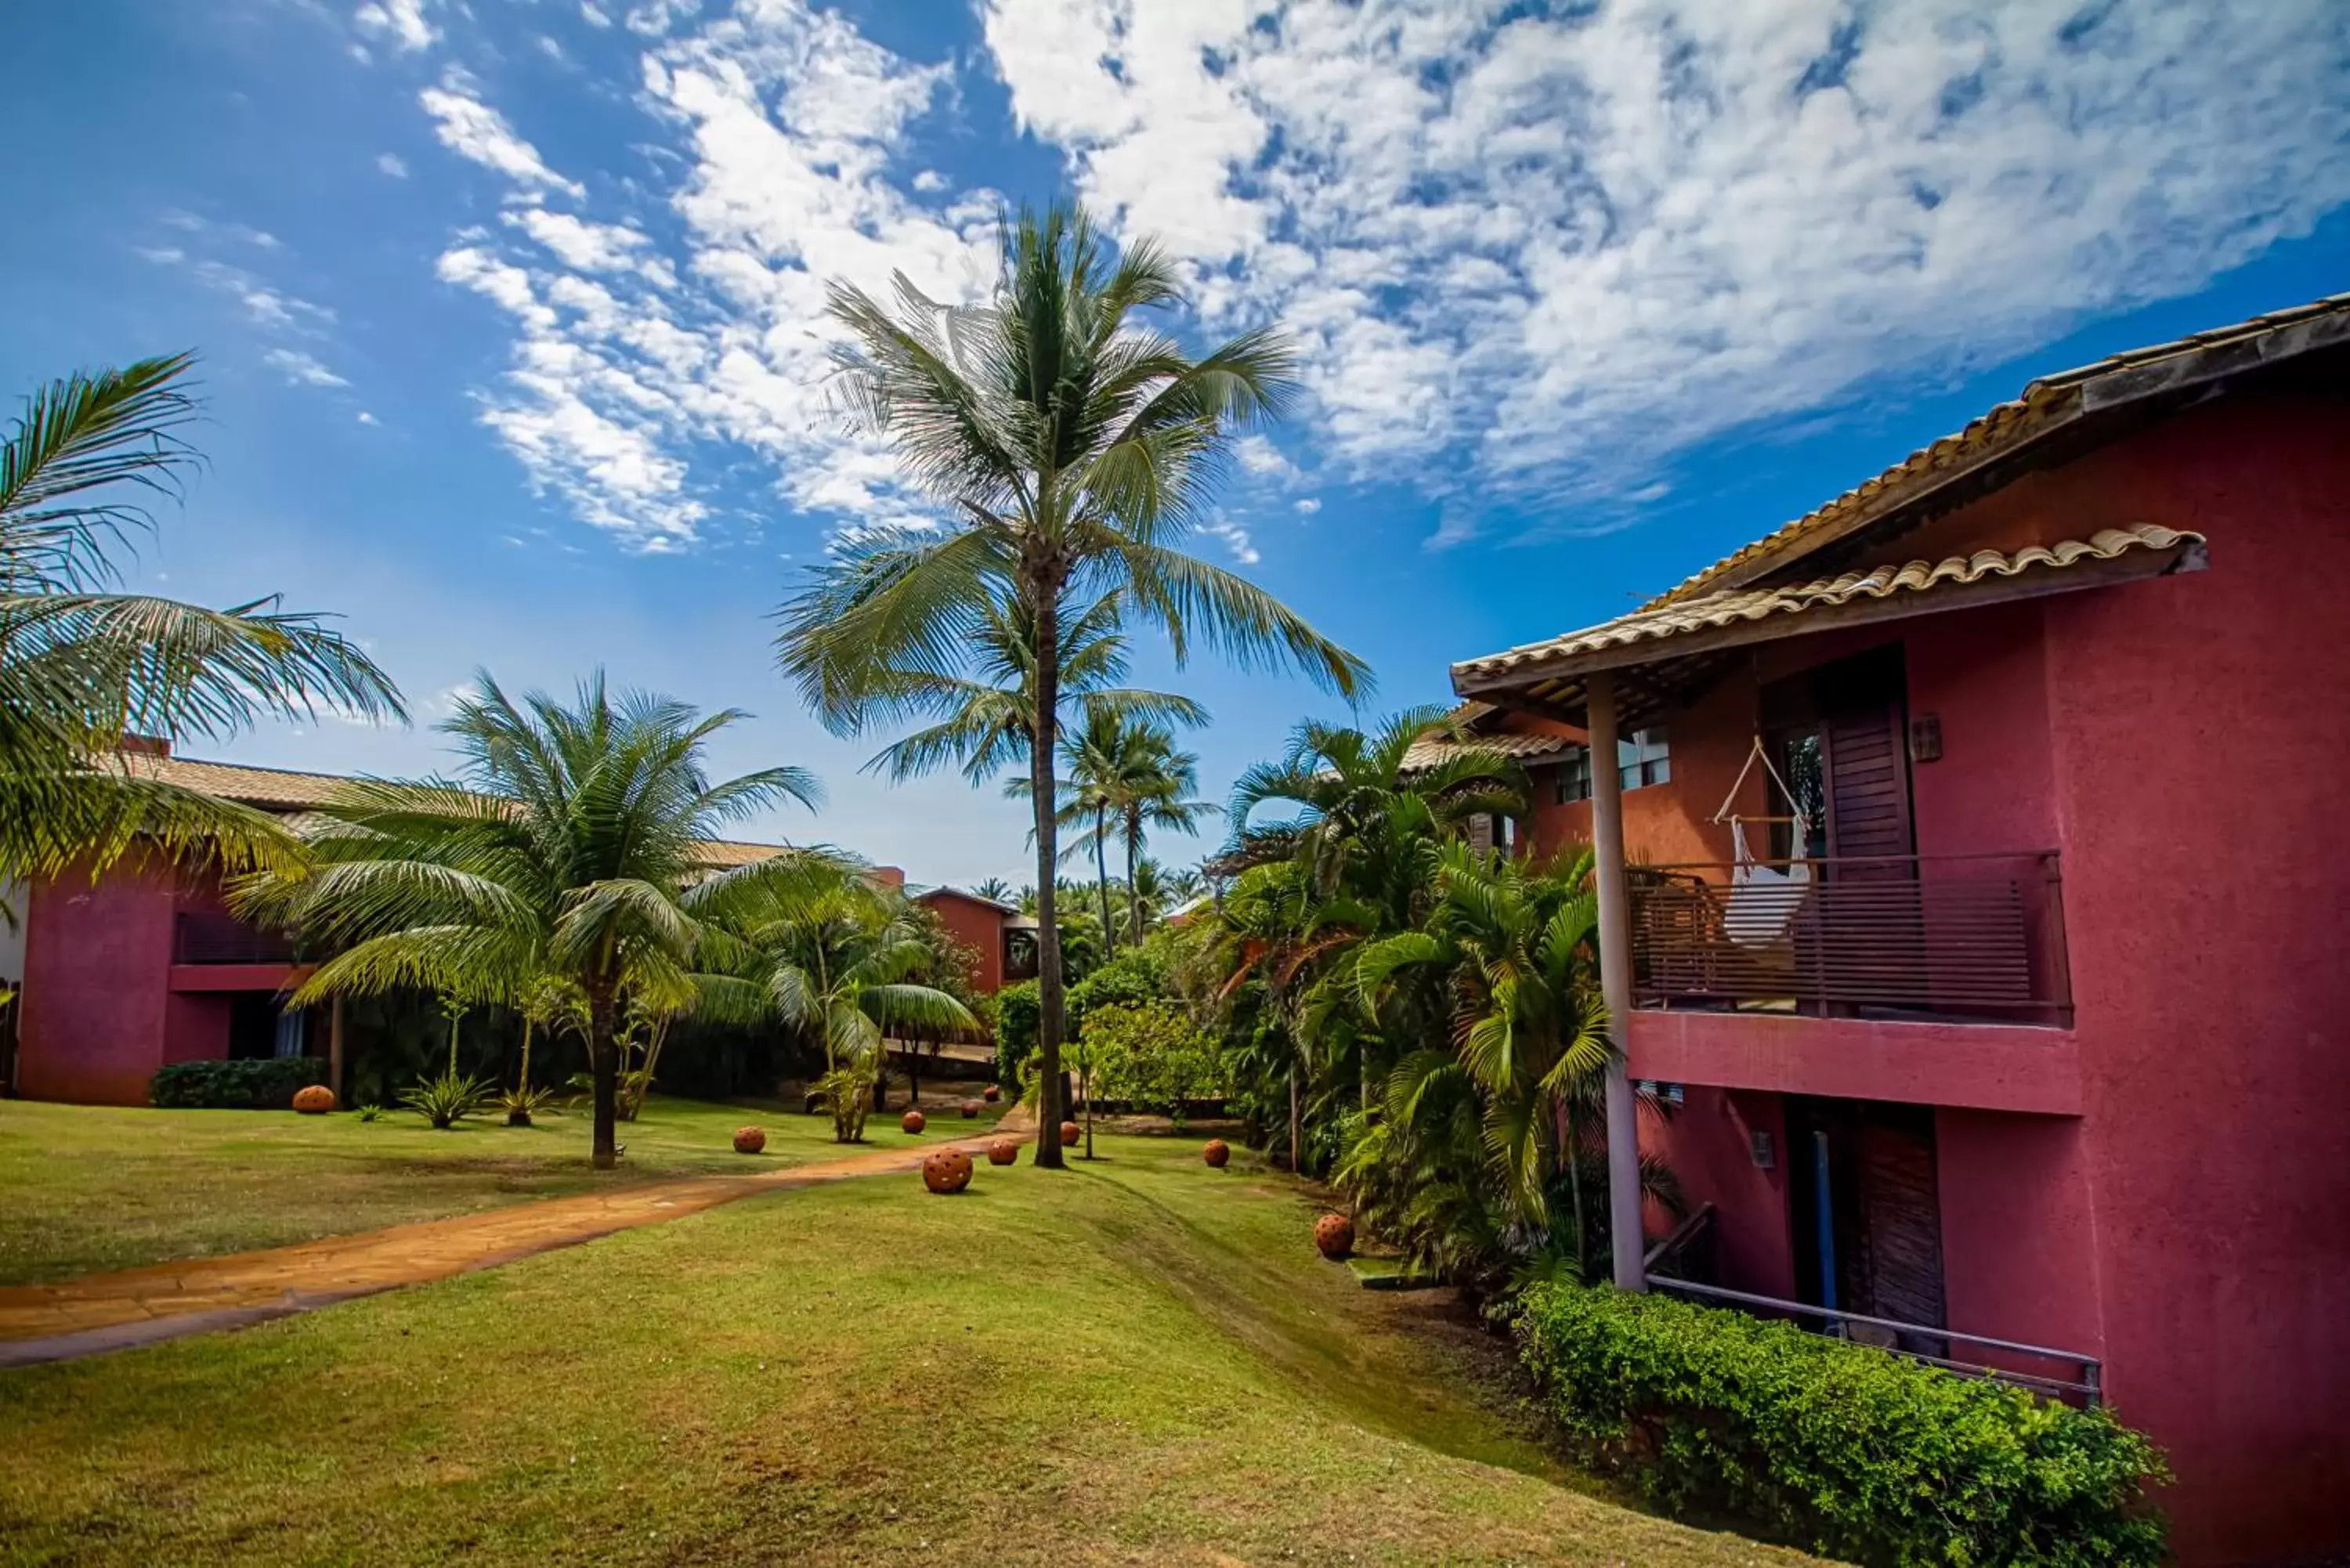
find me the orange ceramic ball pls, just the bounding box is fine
[1059,1119,1081,1147]
[1202,1138,1231,1169]
[960,1098,982,1118]
[985,1137,1020,1166]
[922,1147,974,1194]
[982,1084,1001,1103]
[1314,1212,1356,1259]
[291,1085,336,1115]
[902,1109,926,1134]
[732,1125,766,1154]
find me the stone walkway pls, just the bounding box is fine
[0,1125,1023,1369]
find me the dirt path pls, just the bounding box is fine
[0,1124,1028,1368]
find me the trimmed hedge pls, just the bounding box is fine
[151,1057,329,1110]
[1514,1281,2167,1567]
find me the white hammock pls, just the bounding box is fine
[1723,818,1811,948]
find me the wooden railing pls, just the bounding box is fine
[1629,851,2070,1024]
[172,912,295,966]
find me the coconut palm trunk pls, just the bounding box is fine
[588,978,622,1169]
[1093,804,1115,959]
[1028,591,1068,1169]
[1124,807,1143,946]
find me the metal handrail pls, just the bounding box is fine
[1650,1276,2102,1404]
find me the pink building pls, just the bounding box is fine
[1449,296,2350,1565]
[8,747,841,1107]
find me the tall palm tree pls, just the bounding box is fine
[1062,717,1217,946]
[695,862,978,1142]
[859,587,1203,786]
[251,674,819,1169]
[1116,729,1215,944]
[776,203,1366,1168]
[971,876,1014,905]
[1,354,403,884]
[1050,706,1140,961]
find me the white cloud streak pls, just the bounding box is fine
[420,74,586,198]
[354,0,437,53]
[265,348,351,387]
[983,0,2350,542]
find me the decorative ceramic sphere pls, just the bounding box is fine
[291,1085,336,1115]
[922,1147,974,1194]
[902,1109,926,1134]
[1314,1212,1356,1260]
[1059,1119,1081,1147]
[985,1137,1020,1166]
[982,1084,1001,1103]
[960,1098,982,1118]
[1202,1138,1231,1169]
[732,1125,766,1154]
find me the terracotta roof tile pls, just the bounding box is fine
[1453,525,2203,681]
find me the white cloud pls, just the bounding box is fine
[420,74,586,198]
[983,0,2350,540]
[357,410,381,425]
[417,0,1002,550]
[264,348,351,387]
[1293,497,1321,515]
[377,152,410,178]
[354,0,437,53]
[1202,512,1259,565]
[184,258,337,330]
[1234,432,1300,483]
[580,3,613,27]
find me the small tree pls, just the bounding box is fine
[1083,1000,1224,1132]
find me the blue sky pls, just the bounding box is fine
[3,0,2344,887]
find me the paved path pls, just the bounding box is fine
[0,1124,1025,1369]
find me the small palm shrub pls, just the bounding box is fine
[400,1071,496,1129]
[356,1103,385,1122]
[498,1085,557,1126]
[812,1065,873,1143]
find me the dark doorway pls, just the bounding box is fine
[1786,1097,1947,1350]
[1759,642,1915,867]
[227,994,283,1060]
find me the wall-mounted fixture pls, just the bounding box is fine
[1750,1129,1776,1169]
[1909,714,1943,763]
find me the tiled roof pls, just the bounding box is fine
[1643,293,2348,610]
[1399,727,1576,772]
[1454,525,2203,682]
[122,752,788,868]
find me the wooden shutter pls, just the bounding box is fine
[1822,703,1914,869]
[1853,1105,1947,1332]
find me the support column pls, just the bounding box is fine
[328,995,345,1101]
[1587,671,1647,1292]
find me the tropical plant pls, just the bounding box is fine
[247,672,821,1169]
[1084,999,1224,1131]
[692,858,978,1143]
[775,201,1365,1167]
[971,876,1014,905]
[400,1071,496,1129]
[1059,716,1216,948]
[497,1083,559,1127]
[0,353,404,886]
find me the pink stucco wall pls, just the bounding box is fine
[16,861,219,1104]
[916,891,1007,995]
[1630,1010,2081,1113]
[2026,393,2350,1564]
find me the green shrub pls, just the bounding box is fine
[994,979,1040,1090]
[1065,948,1169,1037]
[1513,1281,2167,1567]
[150,1057,328,1109]
[1081,1001,1227,1129]
[399,1071,496,1129]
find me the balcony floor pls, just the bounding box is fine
[1628,1006,2081,1114]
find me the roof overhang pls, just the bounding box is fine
[1454,526,2205,728]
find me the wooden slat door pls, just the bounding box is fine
[1853,1105,1947,1335]
[1822,700,1914,871]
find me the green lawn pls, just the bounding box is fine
[0,1130,1817,1566]
[0,1093,1004,1285]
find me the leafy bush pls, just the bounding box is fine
[1082,1001,1226,1129]
[498,1084,558,1126]
[356,1103,385,1122]
[151,1057,327,1109]
[993,980,1039,1090]
[399,1071,497,1129]
[1513,1281,2167,1566]
[1066,948,1169,1036]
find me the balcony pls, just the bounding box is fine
[172,913,295,966]
[1629,851,2070,1026]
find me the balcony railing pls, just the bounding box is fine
[173,912,295,966]
[1629,851,2070,1024]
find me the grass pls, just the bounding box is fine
[0,1129,1819,1566]
[0,1093,1005,1285]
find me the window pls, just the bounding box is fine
[1620,726,1671,790]
[1553,727,1671,803]
[1554,747,1594,804]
